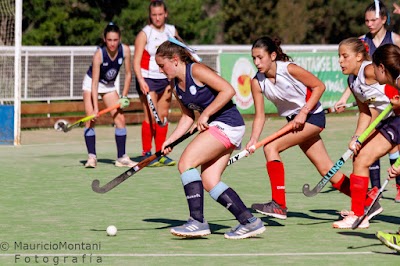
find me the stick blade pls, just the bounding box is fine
[91,179,106,194]
[302,183,318,197]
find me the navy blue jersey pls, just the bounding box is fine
[174,63,244,127]
[87,43,124,86]
[363,31,394,55]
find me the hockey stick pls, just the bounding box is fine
[323,102,357,114]
[302,104,392,197]
[352,158,400,229]
[91,128,198,193]
[146,93,167,126]
[54,103,121,133]
[227,122,293,166]
[168,37,202,62]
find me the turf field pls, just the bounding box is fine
[0,115,399,266]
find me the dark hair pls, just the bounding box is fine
[103,22,120,39]
[372,44,400,81]
[339,37,371,61]
[148,0,167,24]
[156,41,193,64]
[365,1,390,25]
[251,36,292,62]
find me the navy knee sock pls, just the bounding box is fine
[184,181,204,222]
[115,127,127,158]
[181,169,204,223]
[389,158,400,186]
[369,159,381,188]
[84,128,96,156]
[210,182,254,225]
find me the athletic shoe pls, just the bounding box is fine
[115,154,138,168]
[158,156,176,166]
[332,210,369,229]
[224,217,266,239]
[395,184,400,203]
[84,155,97,168]
[140,152,161,167]
[251,200,287,220]
[365,201,383,221]
[376,230,400,252]
[170,217,211,238]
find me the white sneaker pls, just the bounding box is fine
[85,155,97,168]
[115,154,138,167]
[332,210,369,229]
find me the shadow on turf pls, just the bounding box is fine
[142,218,231,235]
[79,158,115,166]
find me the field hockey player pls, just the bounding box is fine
[82,22,137,169]
[332,40,400,229]
[155,39,266,239]
[247,36,377,221]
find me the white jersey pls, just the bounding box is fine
[349,61,391,113]
[255,61,323,117]
[140,24,176,79]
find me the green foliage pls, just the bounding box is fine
[21,0,400,45]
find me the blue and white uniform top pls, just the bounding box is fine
[140,24,176,79]
[174,63,244,127]
[361,31,394,55]
[86,43,124,86]
[348,61,391,113]
[255,61,323,117]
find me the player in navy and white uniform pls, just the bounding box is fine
[248,36,362,221]
[82,23,137,168]
[335,1,400,196]
[133,0,178,167]
[154,39,266,240]
[372,43,400,251]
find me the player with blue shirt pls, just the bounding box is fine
[82,23,137,168]
[154,38,266,240]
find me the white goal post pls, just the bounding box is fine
[0,0,21,145]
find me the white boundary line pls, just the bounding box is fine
[0,251,375,257]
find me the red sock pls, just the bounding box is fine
[331,174,351,197]
[350,174,369,216]
[141,121,153,154]
[267,161,286,208]
[155,123,168,151]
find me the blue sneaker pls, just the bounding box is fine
[170,217,211,238]
[224,217,266,239]
[140,152,161,167]
[158,156,176,166]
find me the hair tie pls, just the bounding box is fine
[108,22,114,26]
[374,0,380,18]
[360,38,370,53]
[168,37,202,62]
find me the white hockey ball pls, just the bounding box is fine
[106,225,117,236]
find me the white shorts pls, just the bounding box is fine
[82,74,116,94]
[209,121,245,149]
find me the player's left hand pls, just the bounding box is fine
[119,96,130,109]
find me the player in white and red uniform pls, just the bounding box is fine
[248,36,378,222]
[335,1,400,197]
[133,0,178,167]
[333,37,400,229]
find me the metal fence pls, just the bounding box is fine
[0,44,338,102]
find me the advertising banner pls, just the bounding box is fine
[220,51,355,114]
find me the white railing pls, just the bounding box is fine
[0,44,338,102]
